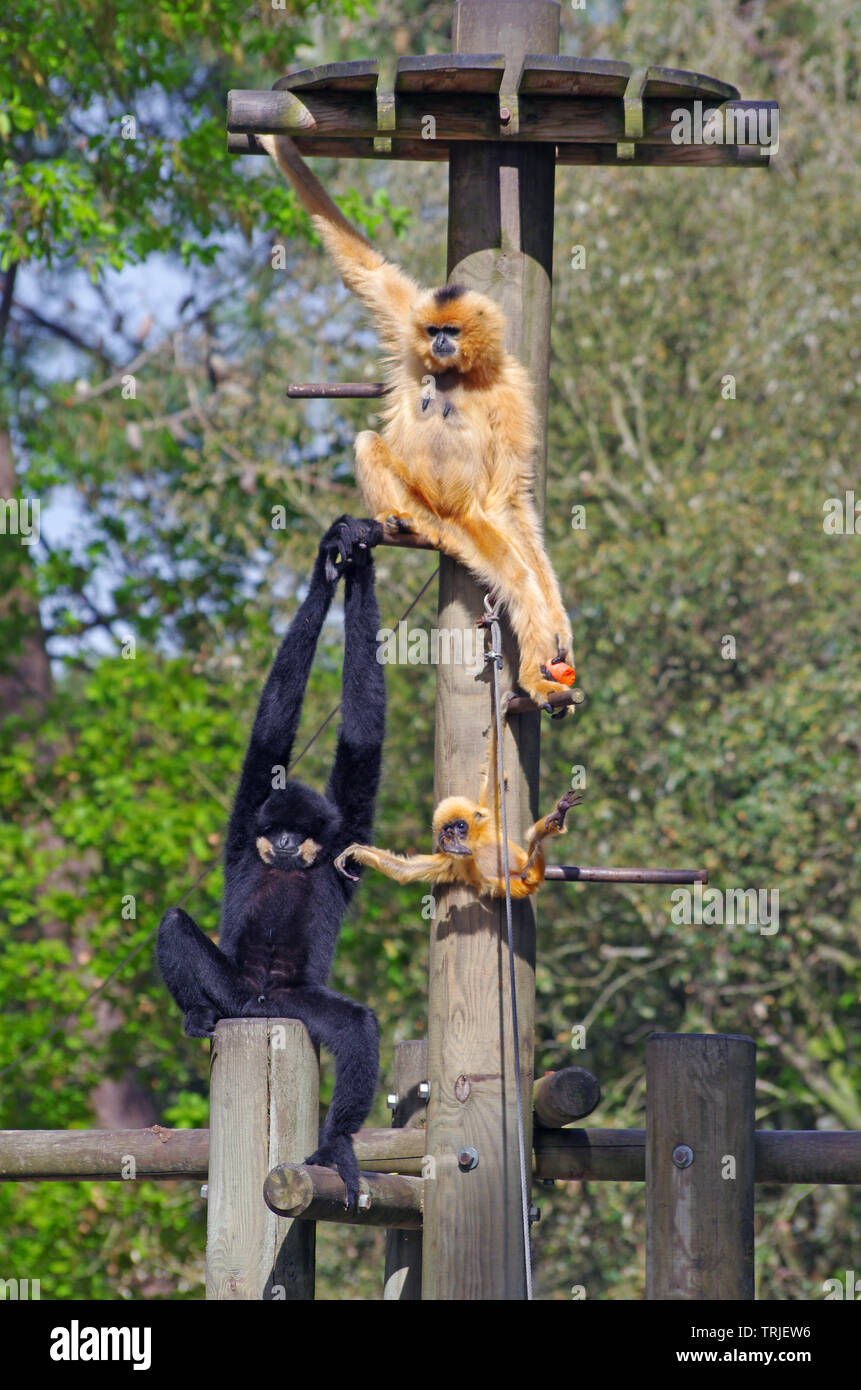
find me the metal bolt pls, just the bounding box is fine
[457,1146,479,1172]
[357,1192,372,1211]
[528,1205,541,1224]
[417,1080,431,1101]
[386,1092,399,1110]
[200,1184,208,1201]
[500,106,512,125]
[672,1144,694,1169]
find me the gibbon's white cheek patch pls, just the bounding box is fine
[299,838,321,865]
[256,836,274,864]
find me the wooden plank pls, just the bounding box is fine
[227,90,775,146]
[643,65,739,100]
[229,132,770,167]
[383,1041,428,1295]
[395,54,505,93]
[269,55,738,102]
[273,60,379,93]
[267,1019,318,1300]
[1,1123,856,1184]
[646,1033,755,1301]
[520,54,630,96]
[384,1040,428,1299]
[557,143,771,167]
[532,1127,861,1184]
[0,1127,209,1180]
[534,1128,648,1182]
[753,1130,861,1184]
[206,1018,318,1301]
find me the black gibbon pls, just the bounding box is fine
[258,132,575,712]
[157,515,385,1205]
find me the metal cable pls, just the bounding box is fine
[483,595,533,1301]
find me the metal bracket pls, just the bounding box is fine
[375,61,397,153]
[617,65,649,161]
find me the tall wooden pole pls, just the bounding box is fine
[646,1033,756,1300]
[384,1039,428,1300]
[423,0,560,1301]
[206,1018,318,1300]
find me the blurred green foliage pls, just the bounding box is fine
[0,0,859,1301]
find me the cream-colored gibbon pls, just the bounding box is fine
[333,714,581,899]
[258,132,575,712]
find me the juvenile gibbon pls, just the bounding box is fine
[334,713,582,899]
[258,132,575,712]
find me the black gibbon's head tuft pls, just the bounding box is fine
[433,283,467,305]
[410,286,506,377]
[255,782,342,869]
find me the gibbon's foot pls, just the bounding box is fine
[320,515,383,581]
[545,789,583,833]
[522,672,574,714]
[334,846,361,881]
[382,511,415,537]
[182,1005,220,1039]
[305,1134,361,1210]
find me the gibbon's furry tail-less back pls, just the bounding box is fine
[259,133,574,710]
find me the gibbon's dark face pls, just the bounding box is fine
[256,783,343,869]
[411,284,507,377]
[437,817,471,857]
[432,795,488,857]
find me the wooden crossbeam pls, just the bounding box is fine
[227,89,776,149]
[229,132,770,167]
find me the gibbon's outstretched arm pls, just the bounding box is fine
[257,133,418,352]
[326,522,386,854]
[224,517,353,867]
[335,845,457,886]
[519,790,584,876]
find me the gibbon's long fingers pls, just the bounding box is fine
[522,790,580,872]
[335,844,453,886]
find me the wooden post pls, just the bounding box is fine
[422,0,560,1302]
[646,1033,756,1301]
[384,1039,428,1300]
[206,1018,318,1300]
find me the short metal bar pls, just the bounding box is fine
[544,865,708,885]
[286,382,389,398]
[505,688,584,714]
